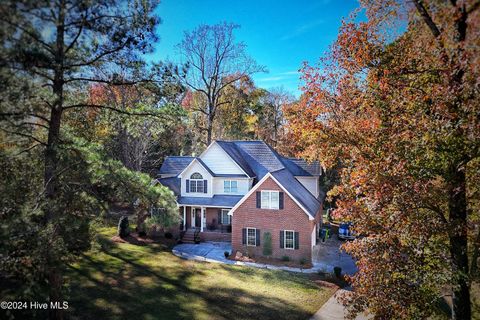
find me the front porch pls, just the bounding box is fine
[179,205,232,242]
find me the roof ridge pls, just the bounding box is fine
[166,155,194,158]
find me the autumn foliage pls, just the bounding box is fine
[286,1,479,319]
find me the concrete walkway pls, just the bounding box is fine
[310,289,371,320]
[172,241,357,274]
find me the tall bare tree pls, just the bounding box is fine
[176,22,266,145]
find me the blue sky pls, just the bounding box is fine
[149,0,360,97]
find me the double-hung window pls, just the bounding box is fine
[261,190,279,209]
[247,228,256,246]
[189,172,204,193]
[284,230,295,250]
[223,180,238,193]
[221,209,231,225]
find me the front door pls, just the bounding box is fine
[195,208,201,228]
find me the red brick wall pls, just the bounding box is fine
[232,177,320,262]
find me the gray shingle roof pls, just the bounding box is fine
[157,140,323,217]
[215,141,256,177]
[270,169,322,218]
[281,158,321,176]
[215,140,322,217]
[159,156,194,175]
[177,195,243,207]
[158,177,181,195]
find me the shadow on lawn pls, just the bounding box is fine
[66,240,314,320]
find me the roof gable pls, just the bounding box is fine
[178,158,215,178]
[229,171,320,219]
[200,142,252,177]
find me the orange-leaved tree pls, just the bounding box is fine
[285,1,479,319]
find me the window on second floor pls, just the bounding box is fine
[261,190,279,209]
[189,172,204,193]
[223,180,238,193]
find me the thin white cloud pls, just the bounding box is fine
[281,19,325,41]
[256,71,301,83]
[257,76,285,82]
[279,71,300,76]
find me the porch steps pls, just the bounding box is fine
[182,228,197,244]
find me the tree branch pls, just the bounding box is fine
[62,103,167,118]
[411,0,441,38]
[0,127,46,145]
[0,112,50,123]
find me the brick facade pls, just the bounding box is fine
[231,177,321,262]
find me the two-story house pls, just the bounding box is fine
[158,140,323,262]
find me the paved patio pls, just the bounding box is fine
[173,242,234,264]
[173,239,357,275]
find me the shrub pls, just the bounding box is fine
[300,258,308,265]
[334,266,342,278]
[138,230,146,237]
[165,232,173,239]
[281,255,290,262]
[262,232,272,256]
[118,216,130,238]
[224,251,230,258]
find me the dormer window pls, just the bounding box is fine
[187,172,206,193]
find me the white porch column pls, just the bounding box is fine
[191,207,195,228]
[182,206,186,231]
[200,207,205,232]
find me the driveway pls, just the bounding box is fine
[313,238,357,275]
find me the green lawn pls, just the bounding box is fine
[65,227,334,320]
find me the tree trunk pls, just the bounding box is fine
[206,104,214,146]
[45,1,66,319]
[448,168,471,320]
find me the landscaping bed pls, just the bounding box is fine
[230,251,313,269]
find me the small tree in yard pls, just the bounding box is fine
[146,205,181,235]
[263,232,272,256]
[118,216,130,238]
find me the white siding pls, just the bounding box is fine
[200,142,245,175]
[180,161,213,197]
[212,178,250,195]
[295,176,319,198]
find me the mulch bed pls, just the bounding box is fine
[229,251,313,269]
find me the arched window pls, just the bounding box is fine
[190,172,203,180]
[188,172,205,193]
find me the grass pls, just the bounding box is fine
[64,227,335,320]
[473,281,480,320]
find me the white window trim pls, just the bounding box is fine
[190,177,204,193]
[221,209,231,225]
[246,227,256,247]
[284,230,295,250]
[223,180,238,193]
[261,190,280,209]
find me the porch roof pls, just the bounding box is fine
[177,195,243,208]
